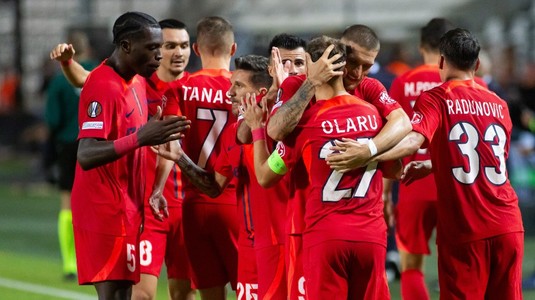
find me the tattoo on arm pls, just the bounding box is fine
[177,155,221,198]
[274,80,316,139]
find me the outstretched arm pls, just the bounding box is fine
[373,131,425,162]
[50,43,90,87]
[77,107,190,170]
[267,45,345,141]
[153,139,229,199]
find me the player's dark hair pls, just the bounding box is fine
[341,24,380,51]
[159,18,187,30]
[196,16,234,54]
[234,55,272,89]
[439,28,480,71]
[112,11,160,45]
[421,18,455,51]
[306,35,346,71]
[268,33,306,54]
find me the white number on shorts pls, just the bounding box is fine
[236,282,258,300]
[319,139,378,201]
[139,240,153,266]
[449,122,507,185]
[126,243,136,272]
[196,108,229,168]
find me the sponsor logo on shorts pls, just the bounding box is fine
[87,101,102,118]
[81,121,103,130]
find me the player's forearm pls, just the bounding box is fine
[77,138,126,170]
[267,79,316,141]
[61,60,90,88]
[175,154,222,198]
[152,156,174,194]
[374,131,423,162]
[371,108,411,154]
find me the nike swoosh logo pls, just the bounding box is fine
[126,108,135,118]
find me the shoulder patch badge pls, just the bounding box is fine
[87,101,102,118]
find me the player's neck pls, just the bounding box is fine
[157,68,182,82]
[422,51,441,66]
[315,78,348,100]
[106,53,135,81]
[200,55,231,71]
[444,69,475,82]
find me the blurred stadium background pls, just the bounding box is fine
[1,0,535,299]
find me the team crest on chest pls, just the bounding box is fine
[87,101,102,118]
[411,112,423,124]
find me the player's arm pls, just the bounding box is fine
[77,107,190,170]
[242,93,286,187]
[382,178,395,228]
[153,141,229,198]
[49,43,90,88]
[266,45,344,141]
[372,131,425,162]
[400,159,433,186]
[325,107,411,173]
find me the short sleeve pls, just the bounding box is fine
[411,91,441,148]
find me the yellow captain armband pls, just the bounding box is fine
[267,151,288,175]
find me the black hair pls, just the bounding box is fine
[439,28,480,71]
[268,33,306,54]
[112,11,160,45]
[159,18,187,30]
[421,18,455,51]
[341,24,380,51]
[234,55,272,89]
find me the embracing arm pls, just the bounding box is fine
[326,107,411,172]
[373,131,425,162]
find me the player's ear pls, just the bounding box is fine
[120,39,131,53]
[230,43,237,56]
[475,58,480,73]
[192,43,200,57]
[439,56,444,70]
[258,87,268,97]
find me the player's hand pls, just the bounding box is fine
[400,160,433,185]
[305,44,345,87]
[151,140,184,163]
[138,106,191,146]
[325,138,371,173]
[269,47,290,89]
[50,43,76,62]
[241,93,268,130]
[148,189,169,221]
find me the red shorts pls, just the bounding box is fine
[183,202,239,289]
[74,226,140,285]
[303,240,389,300]
[437,232,523,300]
[256,244,287,300]
[286,235,306,300]
[395,198,437,254]
[237,244,258,300]
[140,205,190,280]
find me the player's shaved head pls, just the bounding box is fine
[341,24,380,52]
[196,16,234,55]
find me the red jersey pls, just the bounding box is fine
[165,69,237,204]
[279,94,387,249]
[72,62,148,236]
[215,124,288,249]
[144,72,187,207]
[411,79,523,245]
[389,64,441,203]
